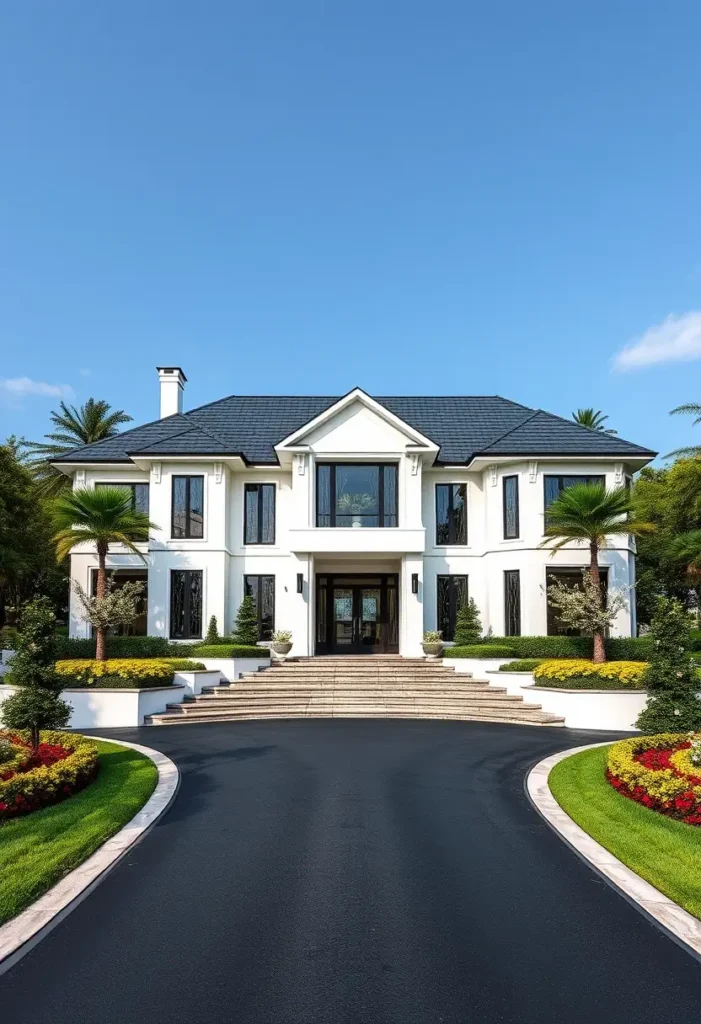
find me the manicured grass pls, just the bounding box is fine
[0,740,158,926]
[549,744,701,919]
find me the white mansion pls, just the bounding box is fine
[56,369,654,657]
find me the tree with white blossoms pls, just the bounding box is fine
[72,578,146,638]
[546,570,626,644]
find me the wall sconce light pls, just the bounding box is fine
[297,573,304,594]
[411,573,419,594]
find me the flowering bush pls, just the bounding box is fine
[606,733,701,826]
[54,658,201,688]
[534,659,648,689]
[0,730,99,822]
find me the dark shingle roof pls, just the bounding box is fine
[54,393,655,465]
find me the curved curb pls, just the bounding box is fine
[0,736,179,976]
[526,742,701,963]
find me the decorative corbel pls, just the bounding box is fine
[528,461,538,483]
[410,453,420,476]
[488,464,497,486]
[614,462,623,485]
[74,468,86,488]
[151,462,162,485]
[214,462,223,484]
[295,453,306,476]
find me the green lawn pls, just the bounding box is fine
[549,744,701,919]
[0,740,158,926]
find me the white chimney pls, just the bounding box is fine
[157,366,186,418]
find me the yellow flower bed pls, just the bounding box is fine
[533,659,648,688]
[55,658,178,687]
[0,731,99,821]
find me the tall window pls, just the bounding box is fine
[546,568,608,636]
[244,575,275,640]
[244,484,276,544]
[502,476,519,539]
[437,575,468,641]
[170,570,203,639]
[316,464,398,527]
[172,476,204,538]
[544,475,605,520]
[96,482,149,515]
[504,570,521,636]
[435,484,467,545]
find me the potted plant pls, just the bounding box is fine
[336,492,376,528]
[422,630,444,659]
[271,629,293,663]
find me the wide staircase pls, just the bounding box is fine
[146,657,564,727]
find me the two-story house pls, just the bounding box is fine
[54,368,655,657]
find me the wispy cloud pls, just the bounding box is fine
[0,377,75,403]
[613,311,701,371]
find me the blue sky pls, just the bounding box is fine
[2,2,701,461]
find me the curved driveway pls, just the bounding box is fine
[2,720,701,1022]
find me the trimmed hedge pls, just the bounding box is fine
[470,635,655,660]
[190,644,270,658]
[0,731,99,822]
[447,644,516,659]
[499,659,544,672]
[55,636,196,659]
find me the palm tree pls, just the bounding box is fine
[667,403,701,458]
[572,408,617,434]
[23,399,133,496]
[540,482,652,662]
[52,488,156,660]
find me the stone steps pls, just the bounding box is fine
[149,705,559,726]
[168,694,526,712]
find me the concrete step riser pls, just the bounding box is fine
[173,699,531,712]
[148,711,562,726]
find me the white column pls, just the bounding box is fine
[400,554,424,656]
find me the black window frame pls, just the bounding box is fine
[546,567,609,636]
[169,569,203,640]
[171,475,205,539]
[435,483,468,546]
[502,475,519,539]
[244,575,276,641]
[543,474,606,530]
[315,462,398,528]
[95,482,150,515]
[244,483,276,545]
[504,570,521,636]
[436,575,468,642]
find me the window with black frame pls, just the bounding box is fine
[504,570,521,636]
[546,568,608,635]
[96,482,150,515]
[435,484,467,545]
[244,575,275,640]
[172,476,204,538]
[170,569,203,639]
[502,476,519,539]
[244,483,275,544]
[543,474,605,527]
[316,464,397,527]
[437,575,468,641]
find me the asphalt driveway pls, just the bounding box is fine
[2,719,701,1023]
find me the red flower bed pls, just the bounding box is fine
[606,733,701,826]
[0,731,99,822]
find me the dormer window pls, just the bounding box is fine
[316,464,398,528]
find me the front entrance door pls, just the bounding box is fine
[316,575,399,654]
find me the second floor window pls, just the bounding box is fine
[503,475,519,539]
[544,474,605,514]
[244,484,276,544]
[96,482,150,515]
[435,484,467,545]
[316,463,398,527]
[172,475,204,538]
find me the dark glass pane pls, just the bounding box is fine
[188,572,202,637]
[546,569,608,636]
[544,476,561,510]
[437,576,450,639]
[383,465,397,527]
[134,483,150,515]
[503,476,519,539]
[170,571,185,638]
[387,584,398,645]
[245,486,259,544]
[172,477,187,537]
[454,576,468,612]
[317,585,328,643]
[188,477,204,538]
[504,570,521,636]
[452,484,467,544]
[244,575,259,604]
[436,485,450,545]
[261,485,275,543]
[335,465,379,527]
[317,465,331,527]
[261,576,275,639]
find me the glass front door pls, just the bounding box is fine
[317,575,398,654]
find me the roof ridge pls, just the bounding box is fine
[476,408,542,452]
[53,413,191,460]
[528,408,654,452]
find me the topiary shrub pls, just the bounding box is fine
[189,644,270,659]
[2,688,72,748]
[453,599,482,646]
[636,598,701,733]
[447,644,516,659]
[205,616,219,645]
[232,595,260,646]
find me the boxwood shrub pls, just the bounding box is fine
[190,644,270,658]
[55,636,198,659]
[469,635,655,660]
[498,659,544,672]
[447,644,516,659]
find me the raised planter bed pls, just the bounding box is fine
[197,657,270,682]
[443,657,512,678]
[0,684,187,729]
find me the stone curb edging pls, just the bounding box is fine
[526,742,701,963]
[0,736,179,975]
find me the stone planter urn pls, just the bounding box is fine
[422,641,444,660]
[271,641,293,664]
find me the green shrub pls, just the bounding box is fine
[534,675,643,691]
[2,688,72,745]
[205,615,219,644]
[190,644,270,659]
[637,598,701,732]
[55,636,199,659]
[162,659,207,671]
[447,644,516,659]
[232,595,260,646]
[499,659,544,672]
[453,599,482,646]
[470,635,654,660]
[0,626,19,650]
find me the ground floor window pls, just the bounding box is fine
[244,575,275,641]
[504,570,521,636]
[546,568,608,636]
[170,570,203,639]
[91,569,148,636]
[437,575,468,642]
